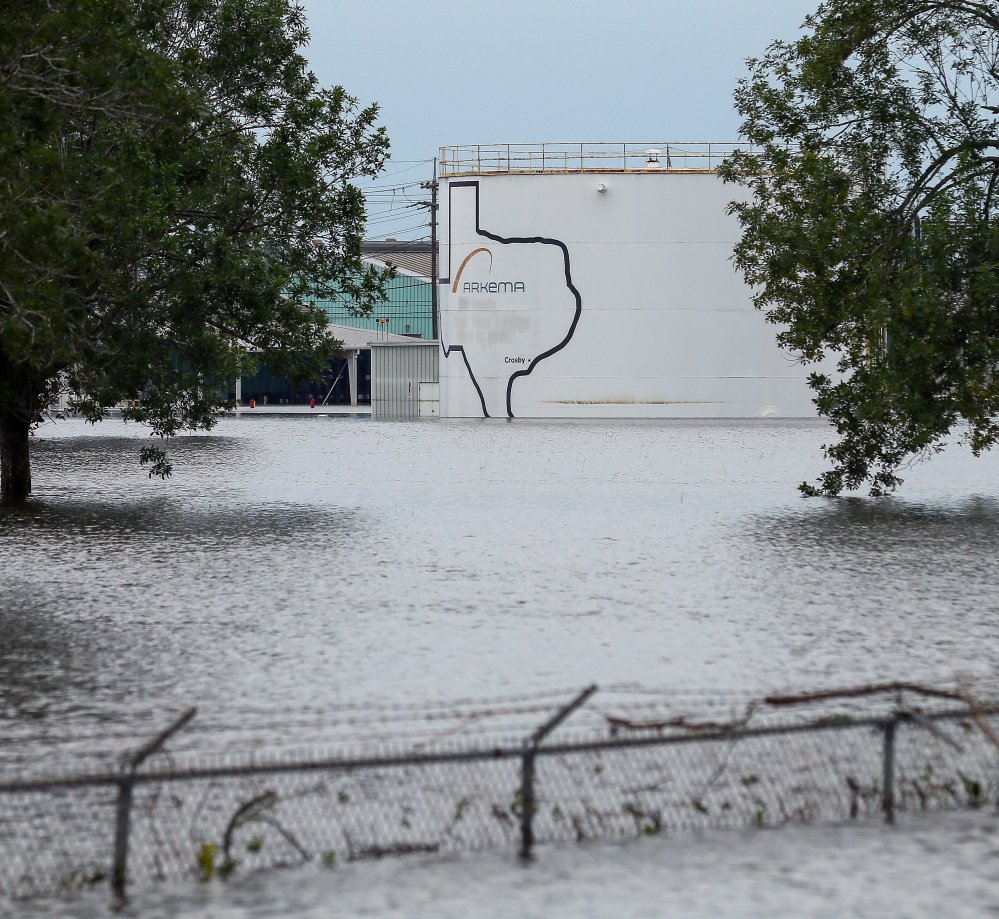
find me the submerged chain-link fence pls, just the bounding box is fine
[2,682,998,901]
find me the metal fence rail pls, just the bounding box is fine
[1,683,997,902]
[438,141,755,176]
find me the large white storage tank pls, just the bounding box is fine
[437,142,819,419]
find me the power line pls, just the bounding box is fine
[363,181,426,192]
[365,223,431,239]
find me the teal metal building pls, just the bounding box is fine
[234,241,435,407]
[312,241,434,341]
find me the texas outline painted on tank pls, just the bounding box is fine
[440,181,582,418]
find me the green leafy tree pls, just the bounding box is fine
[720,0,999,495]
[0,0,388,502]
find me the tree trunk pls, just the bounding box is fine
[0,411,32,503]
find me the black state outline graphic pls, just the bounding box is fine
[440,180,582,418]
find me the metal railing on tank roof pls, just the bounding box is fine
[438,141,754,176]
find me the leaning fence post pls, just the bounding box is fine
[882,714,898,824]
[111,708,196,900]
[518,685,597,861]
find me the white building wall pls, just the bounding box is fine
[438,171,821,418]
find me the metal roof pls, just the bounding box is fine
[361,240,433,280]
[328,322,417,350]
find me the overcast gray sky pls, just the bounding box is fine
[300,0,820,238]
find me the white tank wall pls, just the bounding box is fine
[439,171,820,418]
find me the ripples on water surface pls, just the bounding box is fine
[3,416,999,915]
[4,416,999,726]
[10,811,999,919]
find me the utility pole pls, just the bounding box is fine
[420,160,439,340]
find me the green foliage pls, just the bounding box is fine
[449,797,471,827]
[623,801,662,835]
[958,771,985,806]
[0,0,389,498]
[511,792,536,818]
[720,0,999,495]
[196,841,217,880]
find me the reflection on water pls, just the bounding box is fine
[4,417,999,917]
[1,496,356,541]
[0,496,361,731]
[749,495,999,553]
[2,416,999,746]
[0,597,80,718]
[734,496,999,688]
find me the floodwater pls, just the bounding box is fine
[10,810,999,919]
[3,415,999,916]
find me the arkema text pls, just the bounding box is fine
[461,281,526,293]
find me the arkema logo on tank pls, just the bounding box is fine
[440,180,582,419]
[451,247,526,294]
